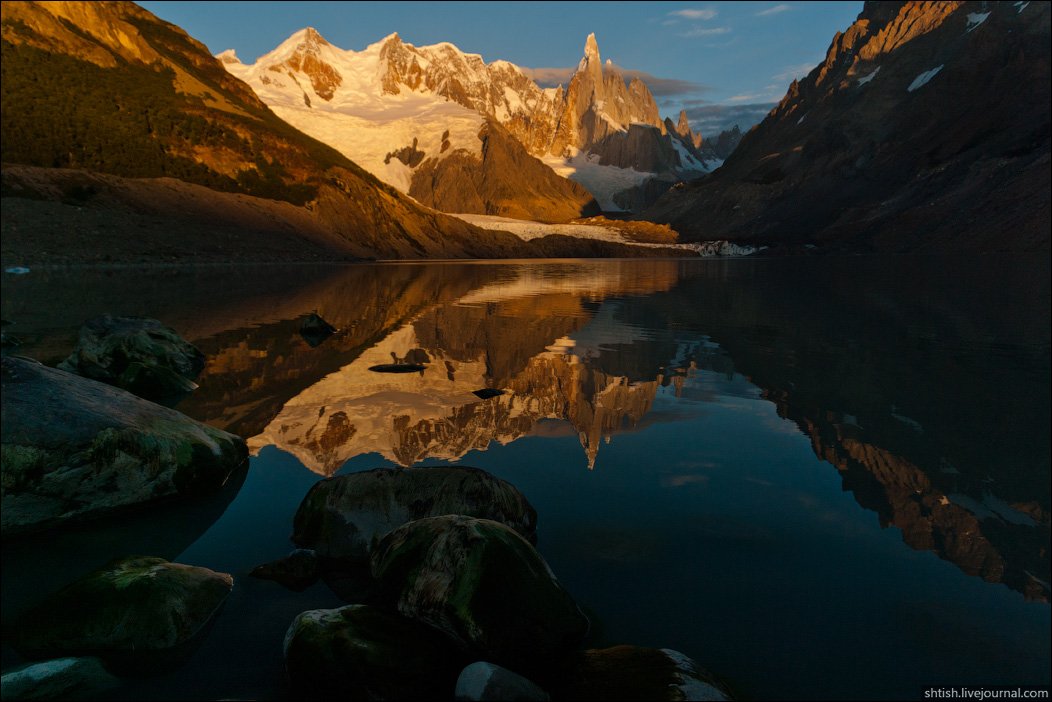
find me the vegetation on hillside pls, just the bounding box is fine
[0,21,389,206]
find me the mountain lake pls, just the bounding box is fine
[1,256,1049,700]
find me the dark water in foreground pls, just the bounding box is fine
[2,257,1049,700]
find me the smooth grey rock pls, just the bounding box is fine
[292,466,537,563]
[284,604,466,699]
[1,356,247,536]
[11,557,232,662]
[370,515,587,676]
[0,657,120,700]
[58,315,204,403]
[455,662,549,701]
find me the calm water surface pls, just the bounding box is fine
[2,257,1049,700]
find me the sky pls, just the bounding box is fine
[140,1,862,135]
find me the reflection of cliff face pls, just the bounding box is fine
[171,260,681,440]
[248,322,660,474]
[784,407,1050,602]
[611,257,1051,601]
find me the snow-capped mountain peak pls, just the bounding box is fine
[215,48,240,65]
[221,30,719,213]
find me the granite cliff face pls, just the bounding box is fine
[644,1,1051,251]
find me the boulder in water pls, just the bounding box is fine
[370,515,588,675]
[58,315,204,404]
[292,466,537,563]
[284,604,466,698]
[1,356,247,537]
[11,556,233,667]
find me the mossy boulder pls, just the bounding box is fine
[284,604,467,699]
[0,657,121,700]
[1,356,247,536]
[57,315,204,404]
[370,515,588,676]
[292,466,537,563]
[550,646,731,701]
[11,557,232,664]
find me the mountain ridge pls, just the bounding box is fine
[223,29,719,214]
[642,0,1051,252]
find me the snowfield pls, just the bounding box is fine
[452,214,764,257]
[223,31,484,194]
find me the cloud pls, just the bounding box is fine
[772,61,817,83]
[755,4,791,16]
[668,8,718,20]
[679,26,731,38]
[522,64,710,99]
[684,102,777,137]
[521,66,575,86]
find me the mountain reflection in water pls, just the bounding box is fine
[2,257,1048,698]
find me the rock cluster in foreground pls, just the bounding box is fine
[279,464,731,700]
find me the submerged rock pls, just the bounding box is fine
[284,604,466,699]
[1,356,247,536]
[455,662,549,701]
[292,466,538,563]
[0,657,120,700]
[11,557,232,664]
[551,646,731,701]
[58,315,205,404]
[299,312,337,348]
[249,548,321,591]
[370,515,588,674]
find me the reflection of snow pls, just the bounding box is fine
[947,492,1037,526]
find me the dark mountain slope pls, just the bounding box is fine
[643,1,1050,252]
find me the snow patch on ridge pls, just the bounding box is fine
[966,12,990,31]
[857,66,880,85]
[542,153,650,211]
[907,65,943,92]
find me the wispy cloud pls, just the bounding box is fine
[755,4,791,16]
[522,64,710,99]
[668,8,718,20]
[684,102,777,137]
[772,61,817,82]
[521,66,575,86]
[679,26,731,38]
